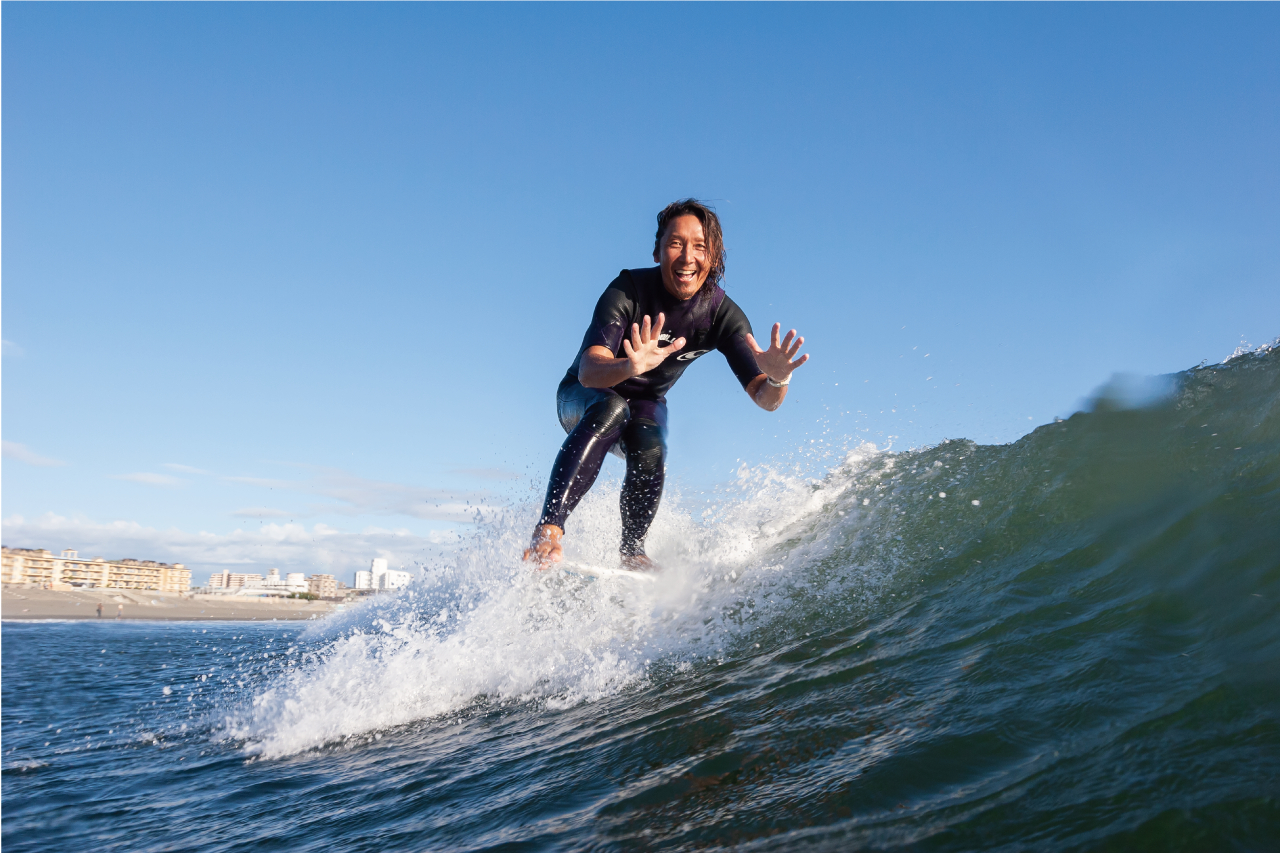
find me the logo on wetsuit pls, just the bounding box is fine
[657,332,709,362]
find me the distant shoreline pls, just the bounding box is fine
[2,587,343,623]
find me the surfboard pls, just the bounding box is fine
[559,560,657,583]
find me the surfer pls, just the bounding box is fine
[523,199,809,571]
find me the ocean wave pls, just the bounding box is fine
[224,337,1280,848]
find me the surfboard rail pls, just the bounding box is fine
[558,561,657,583]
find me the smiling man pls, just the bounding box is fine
[523,199,809,570]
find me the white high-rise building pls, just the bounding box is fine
[354,558,411,591]
[382,569,412,590]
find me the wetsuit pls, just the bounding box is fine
[537,267,762,556]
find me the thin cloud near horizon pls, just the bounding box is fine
[452,467,522,481]
[3,441,67,468]
[113,472,184,487]
[125,462,505,524]
[229,507,294,519]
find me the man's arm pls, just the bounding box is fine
[579,313,686,388]
[579,346,639,388]
[744,323,809,411]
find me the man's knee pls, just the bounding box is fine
[582,394,630,436]
[624,420,666,475]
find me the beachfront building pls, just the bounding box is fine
[206,569,341,597]
[207,568,307,597]
[355,558,412,592]
[382,568,412,590]
[308,574,337,599]
[1,547,191,592]
[207,571,265,590]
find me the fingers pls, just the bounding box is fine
[622,339,636,358]
[631,314,676,355]
[790,352,810,369]
[764,323,805,358]
[669,336,686,353]
[745,333,764,355]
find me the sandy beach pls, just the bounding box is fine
[2,586,344,622]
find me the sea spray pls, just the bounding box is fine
[228,441,906,758]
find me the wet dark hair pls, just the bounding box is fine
[653,199,726,287]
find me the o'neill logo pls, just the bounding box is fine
[676,349,711,362]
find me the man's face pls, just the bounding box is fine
[654,214,711,301]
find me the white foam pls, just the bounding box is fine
[225,443,892,759]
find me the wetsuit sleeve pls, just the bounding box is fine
[579,272,635,356]
[715,297,764,390]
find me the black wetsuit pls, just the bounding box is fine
[537,267,761,556]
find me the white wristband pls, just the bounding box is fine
[766,374,790,388]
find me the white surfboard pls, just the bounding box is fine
[559,560,657,583]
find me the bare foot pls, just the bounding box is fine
[621,553,662,573]
[522,524,564,569]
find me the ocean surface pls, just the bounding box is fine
[4,345,1279,851]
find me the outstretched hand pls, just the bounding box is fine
[622,313,686,377]
[747,323,809,383]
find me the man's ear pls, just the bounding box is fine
[653,248,660,263]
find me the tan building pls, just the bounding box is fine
[2,547,191,592]
[308,574,337,599]
[207,570,265,590]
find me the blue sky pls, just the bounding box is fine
[4,4,1278,584]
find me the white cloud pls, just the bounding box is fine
[221,467,501,523]
[224,475,296,489]
[306,469,499,522]
[2,339,25,358]
[230,507,293,519]
[1,512,461,583]
[452,467,522,481]
[114,472,184,487]
[3,441,67,467]
[164,463,210,475]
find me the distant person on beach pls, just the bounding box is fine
[96,603,103,618]
[524,199,809,571]
[116,603,123,620]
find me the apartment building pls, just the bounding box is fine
[2,547,191,592]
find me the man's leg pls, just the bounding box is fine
[619,418,667,565]
[526,389,630,566]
